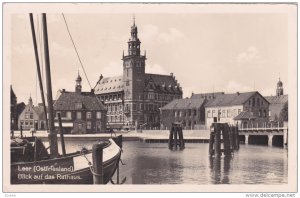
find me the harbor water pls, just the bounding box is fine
[55,140,288,184]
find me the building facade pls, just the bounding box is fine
[160,98,206,130]
[205,91,270,128]
[94,20,182,129]
[54,74,107,134]
[18,96,47,130]
[11,86,17,130]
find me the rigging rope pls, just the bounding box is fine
[61,13,107,110]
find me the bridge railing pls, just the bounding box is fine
[239,122,287,131]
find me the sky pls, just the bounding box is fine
[10,11,289,105]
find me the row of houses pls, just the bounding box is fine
[160,79,288,130]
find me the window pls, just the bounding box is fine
[76,112,82,119]
[238,109,241,115]
[233,109,237,116]
[78,124,82,130]
[96,112,101,119]
[188,109,192,116]
[257,98,260,106]
[212,110,216,117]
[66,111,72,119]
[86,112,92,119]
[207,110,211,118]
[263,110,267,117]
[87,122,91,129]
[259,110,261,117]
[249,100,251,105]
[227,109,231,117]
[193,109,197,116]
[133,104,136,110]
[222,110,226,118]
[174,111,177,117]
[140,104,143,111]
[252,98,255,107]
[269,110,271,116]
[126,80,129,86]
[180,111,182,117]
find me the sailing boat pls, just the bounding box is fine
[10,13,122,185]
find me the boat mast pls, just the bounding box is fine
[29,13,49,131]
[42,13,58,157]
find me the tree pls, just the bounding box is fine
[279,101,288,122]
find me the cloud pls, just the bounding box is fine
[158,28,186,43]
[225,80,252,93]
[99,61,123,77]
[237,46,259,63]
[140,24,186,43]
[145,63,168,75]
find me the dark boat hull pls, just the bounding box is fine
[11,139,121,184]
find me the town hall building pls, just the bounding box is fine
[94,19,183,129]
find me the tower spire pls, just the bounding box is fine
[133,14,135,26]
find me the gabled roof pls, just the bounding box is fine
[54,91,106,111]
[94,75,124,94]
[145,74,182,94]
[265,95,288,104]
[205,91,264,107]
[191,92,224,99]
[33,106,46,120]
[160,98,206,110]
[233,111,257,120]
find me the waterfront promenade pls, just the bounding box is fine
[11,130,211,142]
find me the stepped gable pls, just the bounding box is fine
[205,91,263,107]
[94,75,124,94]
[54,91,105,111]
[161,98,206,110]
[145,73,182,94]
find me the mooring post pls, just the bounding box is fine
[178,125,184,149]
[214,123,221,157]
[92,142,106,184]
[20,125,23,138]
[58,113,66,156]
[235,126,240,150]
[223,124,231,156]
[168,125,174,149]
[209,126,214,156]
[174,126,178,150]
[11,130,14,138]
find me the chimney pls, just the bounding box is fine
[170,73,173,77]
[237,92,240,95]
[62,89,65,93]
[91,89,94,93]
[99,74,103,81]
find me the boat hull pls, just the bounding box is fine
[11,139,121,184]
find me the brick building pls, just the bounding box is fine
[160,98,206,130]
[18,96,47,130]
[54,74,107,134]
[94,19,182,129]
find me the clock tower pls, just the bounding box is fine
[122,17,146,125]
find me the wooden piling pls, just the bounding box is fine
[92,142,106,184]
[58,113,66,156]
[174,126,178,150]
[168,126,174,149]
[20,125,23,138]
[223,125,231,156]
[209,126,214,156]
[178,126,185,149]
[214,123,221,157]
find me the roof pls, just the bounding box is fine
[190,92,224,99]
[205,91,260,107]
[54,91,106,111]
[233,111,257,120]
[145,74,182,94]
[94,75,124,94]
[93,73,182,95]
[33,106,46,120]
[265,95,288,104]
[160,98,206,110]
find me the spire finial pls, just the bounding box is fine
[133,14,135,26]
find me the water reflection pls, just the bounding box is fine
[209,156,232,184]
